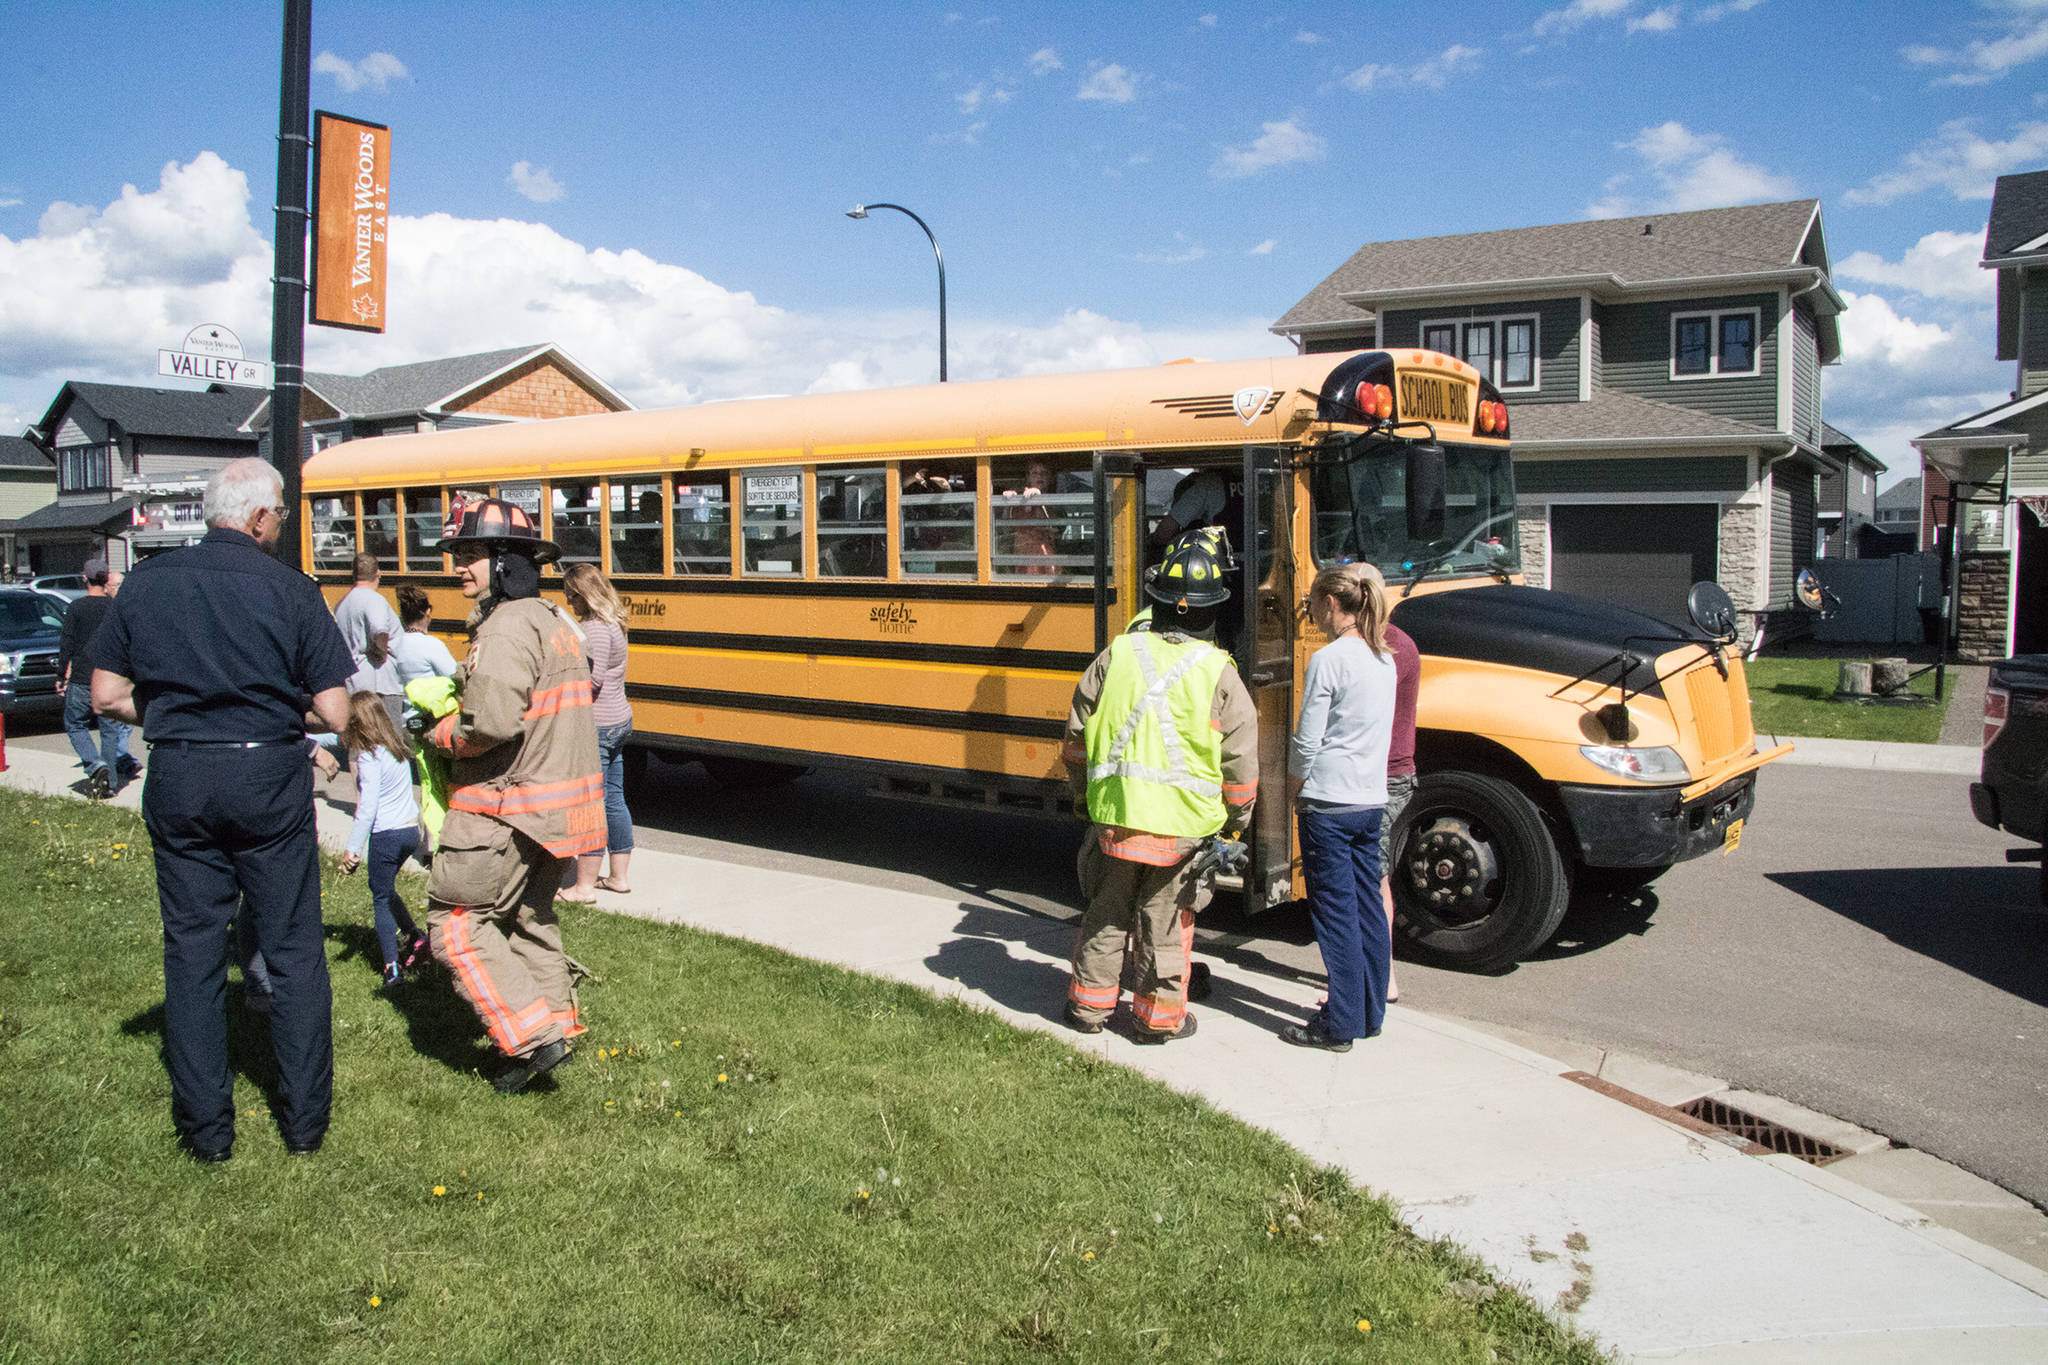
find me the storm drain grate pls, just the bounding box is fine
[1676,1097,1849,1166]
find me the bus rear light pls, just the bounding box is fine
[1478,401,1497,433]
[1476,400,1509,436]
[1985,684,2009,748]
[1354,382,1393,420]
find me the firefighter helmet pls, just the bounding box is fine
[1145,526,1235,610]
[436,496,561,563]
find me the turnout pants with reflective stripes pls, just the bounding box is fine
[427,819,575,1059]
[1067,833,1200,1034]
[144,745,332,1155]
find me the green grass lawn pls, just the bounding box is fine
[1745,656,1950,744]
[0,788,1606,1364]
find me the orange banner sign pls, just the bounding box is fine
[311,111,390,333]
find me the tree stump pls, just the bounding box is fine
[1836,660,1873,697]
[1872,657,1911,696]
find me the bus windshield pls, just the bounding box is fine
[1310,436,1520,580]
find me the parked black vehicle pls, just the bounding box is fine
[1970,654,2048,904]
[0,588,65,720]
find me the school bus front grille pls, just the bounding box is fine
[1686,665,1741,769]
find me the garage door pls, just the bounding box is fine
[1549,503,1718,624]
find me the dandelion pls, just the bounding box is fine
[369,1295,382,1307]
[717,1073,727,1084]
[1083,1251,1095,1261]
[604,1100,616,1109]
[1357,1320,1371,1333]
[671,1040,680,1047]
[113,843,127,850]
[433,1185,446,1197]
[674,1111,682,1118]
[475,1193,484,1201]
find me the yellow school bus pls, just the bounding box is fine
[301,350,1786,970]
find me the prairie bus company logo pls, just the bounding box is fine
[621,595,666,620]
[1399,373,1471,427]
[870,600,918,636]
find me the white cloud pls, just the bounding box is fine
[508,162,564,203]
[1295,31,1325,45]
[1824,288,2006,474]
[1628,5,1680,32]
[1198,14,1218,26]
[1532,0,1636,39]
[0,197,21,209]
[956,83,1013,114]
[1845,117,2048,204]
[1903,9,2048,85]
[0,151,1294,424]
[1248,239,1276,255]
[1211,119,1327,179]
[1342,45,1482,91]
[1131,234,1208,265]
[1836,229,1993,303]
[1029,46,1062,75]
[929,121,989,147]
[1584,121,1799,217]
[1834,290,1955,367]
[1077,63,1139,103]
[1694,0,1766,20]
[311,50,409,93]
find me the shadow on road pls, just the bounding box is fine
[1531,889,1662,961]
[1768,866,2048,1005]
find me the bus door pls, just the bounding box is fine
[1240,445,1297,910]
[1090,451,1145,653]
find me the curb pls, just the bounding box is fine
[1763,734,1980,775]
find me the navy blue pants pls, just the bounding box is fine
[367,826,422,968]
[144,745,332,1154]
[1298,805,1388,1041]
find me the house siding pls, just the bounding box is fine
[1599,292,1779,428]
[1515,455,1749,495]
[1768,466,1817,608]
[132,435,249,485]
[2006,404,2048,486]
[1380,297,1581,404]
[0,469,55,521]
[1792,308,1821,450]
[446,357,618,421]
[2025,271,2048,398]
[1303,334,1365,355]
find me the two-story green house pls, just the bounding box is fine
[1913,169,2048,660]
[1272,200,1844,633]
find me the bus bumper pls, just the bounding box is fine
[1557,771,1758,869]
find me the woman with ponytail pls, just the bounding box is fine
[1283,564,1398,1050]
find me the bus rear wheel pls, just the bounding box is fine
[1390,771,1571,973]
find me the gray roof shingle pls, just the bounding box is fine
[0,436,52,471]
[45,384,264,443]
[302,345,546,417]
[1876,477,1922,513]
[1275,200,1822,334]
[1986,170,2048,260]
[1509,389,1775,445]
[9,496,137,532]
[1820,420,1886,472]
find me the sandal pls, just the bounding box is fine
[555,889,598,904]
[594,877,632,894]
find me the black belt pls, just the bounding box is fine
[148,739,303,750]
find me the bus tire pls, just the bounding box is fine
[1574,861,1672,897]
[1390,771,1571,973]
[699,755,810,790]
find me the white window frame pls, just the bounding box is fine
[1417,312,1541,391]
[1669,307,1762,381]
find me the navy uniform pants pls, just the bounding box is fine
[144,745,332,1154]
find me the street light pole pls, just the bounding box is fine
[846,203,946,383]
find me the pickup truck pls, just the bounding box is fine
[1970,654,2048,904]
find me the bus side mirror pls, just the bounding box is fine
[1405,440,1446,543]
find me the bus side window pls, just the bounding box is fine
[900,458,976,578]
[552,480,601,569]
[403,489,444,570]
[310,494,357,572]
[817,467,886,578]
[743,469,804,576]
[674,477,732,575]
[610,479,665,575]
[363,490,400,573]
[993,457,1091,579]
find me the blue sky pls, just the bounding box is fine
[5,0,2046,485]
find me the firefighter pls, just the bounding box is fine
[425,498,605,1093]
[1061,527,1258,1042]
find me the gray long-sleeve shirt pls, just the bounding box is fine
[1290,635,1397,808]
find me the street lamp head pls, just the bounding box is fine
[845,205,869,219]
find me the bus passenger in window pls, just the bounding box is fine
[1149,468,1228,550]
[998,458,1059,575]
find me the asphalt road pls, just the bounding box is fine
[15,717,2045,1207]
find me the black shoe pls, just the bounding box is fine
[87,767,112,800]
[1279,1021,1354,1052]
[1187,961,1213,1002]
[185,1140,232,1165]
[1132,1013,1197,1044]
[493,1039,571,1094]
[285,1138,322,1156]
[1062,1005,1104,1035]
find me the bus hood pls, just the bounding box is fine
[1389,585,1712,699]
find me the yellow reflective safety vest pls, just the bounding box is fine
[1083,630,1232,838]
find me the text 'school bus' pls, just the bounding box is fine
[302,350,1787,970]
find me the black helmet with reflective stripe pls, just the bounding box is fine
[436,496,561,563]
[1145,526,1235,609]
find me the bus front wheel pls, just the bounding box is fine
[1390,771,1571,973]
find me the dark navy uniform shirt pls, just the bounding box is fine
[93,527,355,744]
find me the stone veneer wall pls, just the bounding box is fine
[1956,550,2012,661]
[1718,501,1764,648]
[1516,502,1548,587]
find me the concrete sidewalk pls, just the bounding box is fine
[7,743,2046,1362]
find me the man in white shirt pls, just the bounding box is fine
[332,553,406,733]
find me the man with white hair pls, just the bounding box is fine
[92,457,355,1164]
